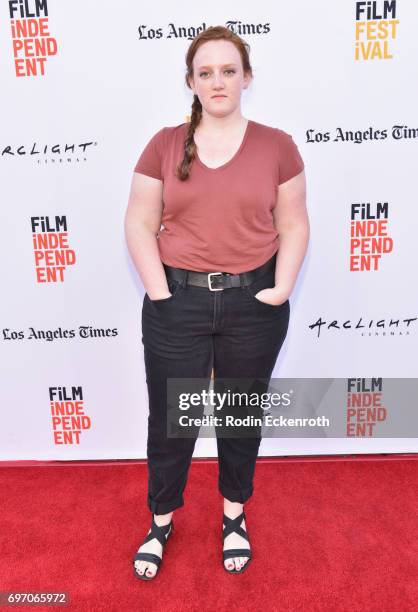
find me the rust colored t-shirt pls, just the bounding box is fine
[133,119,304,273]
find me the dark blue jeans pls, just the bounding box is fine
[141,253,290,514]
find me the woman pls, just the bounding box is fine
[125,25,308,580]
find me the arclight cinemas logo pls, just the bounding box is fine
[9,0,58,76]
[1,140,97,164]
[309,315,417,338]
[355,1,400,61]
[350,202,393,271]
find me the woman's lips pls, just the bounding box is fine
[212,95,227,99]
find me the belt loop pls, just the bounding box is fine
[182,270,188,288]
[239,273,247,288]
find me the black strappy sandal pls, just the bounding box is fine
[132,515,174,581]
[222,510,252,574]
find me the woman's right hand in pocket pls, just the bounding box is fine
[148,291,172,301]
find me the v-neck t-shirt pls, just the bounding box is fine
[133,119,304,274]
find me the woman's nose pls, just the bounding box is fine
[212,73,225,87]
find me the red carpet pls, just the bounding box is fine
[1,456,417,612]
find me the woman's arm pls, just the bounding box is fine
[256,169,309,305]
[124,172,172,300]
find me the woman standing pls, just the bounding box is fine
[125,25,308,580]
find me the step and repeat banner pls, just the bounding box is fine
[0,1,417,459]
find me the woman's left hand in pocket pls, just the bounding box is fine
[254,287,289,306]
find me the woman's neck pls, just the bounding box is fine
[196,111,247,136]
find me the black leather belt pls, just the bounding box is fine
[163,252,277,291]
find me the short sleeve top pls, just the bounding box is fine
[133,119,304,273]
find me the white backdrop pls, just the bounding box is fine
[0,0,417,459]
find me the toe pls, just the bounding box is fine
[146,563,156,578]
[224,559,234,571]
[134,561,143,575]
[235,557,241,570]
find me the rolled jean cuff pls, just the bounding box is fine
[147,493,184,515]
[218,480,253,504]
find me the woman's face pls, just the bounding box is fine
[189,39,251,119]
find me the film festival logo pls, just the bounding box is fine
[32,215,76,282]
[346,378,387,436]
[9,0,58,76]
[50,386,92,445]
[350,201,393,271]
[355,1,400,60]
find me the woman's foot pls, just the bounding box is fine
[223,499,251,572]
[134,512,173,579]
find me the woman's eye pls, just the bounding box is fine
[199,70,236,77]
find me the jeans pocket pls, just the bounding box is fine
[147,277,183,304]
[244,274,288,311]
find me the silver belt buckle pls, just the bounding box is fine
[208,272,224,291]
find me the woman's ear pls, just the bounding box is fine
[243,71,252,90]
[187,74,195,94]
